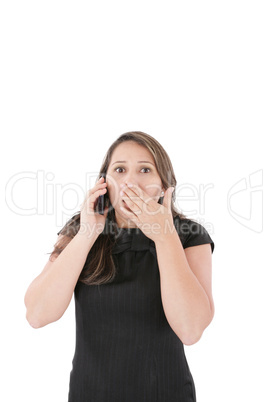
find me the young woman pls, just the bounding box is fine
[24,131,215,402]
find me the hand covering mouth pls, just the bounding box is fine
[122,199,131,210]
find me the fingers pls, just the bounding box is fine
[162,187,174,212]
[87,177,106,193]
[120,184,152,212]
[80,177,107,211]
[88,187,107,211]
[91,177,107,194]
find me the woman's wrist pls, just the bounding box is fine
[77,223,100,242]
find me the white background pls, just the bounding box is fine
[1,1,267,401]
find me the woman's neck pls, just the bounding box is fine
[114,211,137,229]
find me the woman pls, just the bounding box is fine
[24,131,215,402]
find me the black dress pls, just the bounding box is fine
[59,215,215,402]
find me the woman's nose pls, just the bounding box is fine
[120,181,135,189]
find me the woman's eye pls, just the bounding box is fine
[115,167,151,173]
[115,167,125,173]
[141,167,151,173]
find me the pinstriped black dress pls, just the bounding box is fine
[65,215,215,402]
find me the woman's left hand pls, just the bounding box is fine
[119,183,176,243]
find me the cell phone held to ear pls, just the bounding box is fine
[96,175,108,215]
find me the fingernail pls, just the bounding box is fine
[127,183,133,187]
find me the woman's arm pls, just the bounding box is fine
[155,231,214,345]
[24,176,108,329]
[24,230,98,329]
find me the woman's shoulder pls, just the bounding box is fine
[173,214,215,253]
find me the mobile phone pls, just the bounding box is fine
[96,175,108,215]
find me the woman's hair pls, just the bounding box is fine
[49,131,187,285]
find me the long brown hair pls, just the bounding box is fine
[49,131,187,285]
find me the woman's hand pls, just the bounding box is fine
[119,183,175,243]
[79,176,109,237]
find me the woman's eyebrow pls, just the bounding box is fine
[112,160,155,165]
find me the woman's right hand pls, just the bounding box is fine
[79,176,109,237]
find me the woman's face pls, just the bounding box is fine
[106,141,164,228]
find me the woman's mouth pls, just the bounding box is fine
[122,199,131,210]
